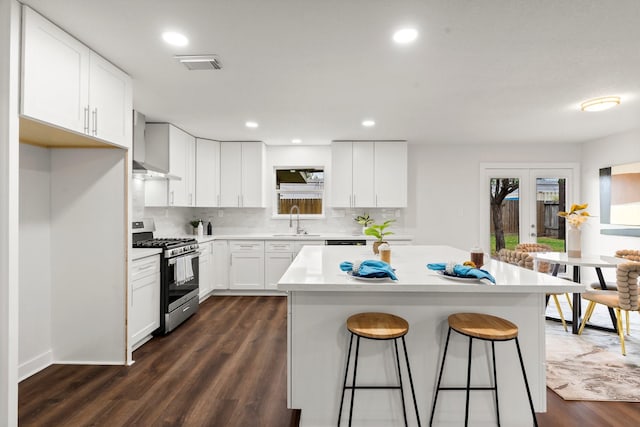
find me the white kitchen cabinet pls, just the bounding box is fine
[330,141,407,208]
[21,7,132,149]
[219,141,264,207]
[198,242,214,300]
[130,255,160,349]
[145,123,196,207]
[265,241,294,290]
[196,138,220,207]
[229,241,265,289]
[213,240,229,290]
[374,142,407,207]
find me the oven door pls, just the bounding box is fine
[166,252,200,312]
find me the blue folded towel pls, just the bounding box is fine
[340,260,397,280]
[427,263,496,283]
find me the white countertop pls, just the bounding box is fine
[160,233,413,243]
[131,248,162,260]
[278,245,584,293]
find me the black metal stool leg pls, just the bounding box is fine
[393,339,408,427]
[348,336,361,427]
[430,327,452,427]
[338,333,354,426]
[464,336,473,427]
[401,336,422,427]
[491,341,500,427]
[515,337,538,427]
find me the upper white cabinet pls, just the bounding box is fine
[219,141,264,207]
[145,123,196,207]
[374,142,407,207]
[331,141,407,208]
[21,7,132,149]
[196,138,221,207]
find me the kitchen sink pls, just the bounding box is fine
[271,233,321,237]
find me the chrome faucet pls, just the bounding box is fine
[289,205,304,234]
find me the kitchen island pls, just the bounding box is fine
[278,245,583,426]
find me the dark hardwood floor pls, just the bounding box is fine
[19,296,640,426]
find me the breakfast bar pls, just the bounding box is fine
[278,245,583,426]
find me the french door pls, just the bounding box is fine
[480,164,579,256]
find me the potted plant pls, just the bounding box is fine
[354,213,374,234]
[365,219,395,254]
[189,219,202,235]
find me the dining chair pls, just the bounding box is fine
[498,248,572,331]
[590,249,640,291]
[579,262,640,355]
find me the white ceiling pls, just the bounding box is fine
[21,0,640,145]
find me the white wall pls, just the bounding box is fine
[407,142,583,249]
[18,144,52,380]
[50,149,127,364]
[0,1,21,425]
[581,128,640,283]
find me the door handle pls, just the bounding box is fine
[83,107,89,133]
[92,108,98,135]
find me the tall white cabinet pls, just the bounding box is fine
[331,141,407,208]
[219,141,264,207]
[21,6,132,149]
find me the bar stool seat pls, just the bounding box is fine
[430,313,538,427]
[338,312,421,426]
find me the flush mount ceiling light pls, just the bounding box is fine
[393,28,418,44]
[362,119,375,127]
[245,121,259,128]
[580,96,621,112]
[291,139,302,144]
[174,55,222,70]
[162,31,189,47]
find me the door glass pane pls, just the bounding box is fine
[489,178,520,256]
[535,178,566,251]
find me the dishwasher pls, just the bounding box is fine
[325,239,367,246]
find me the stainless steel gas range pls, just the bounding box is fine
[132,219,199,334]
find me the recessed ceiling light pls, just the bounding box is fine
[393,28,418,44]
[291,139,302,144]
[580,96,621,112]
[245,121,259,128]
[362,120,375,127]
[162,31,189,47]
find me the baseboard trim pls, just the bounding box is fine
[19,350,53,382]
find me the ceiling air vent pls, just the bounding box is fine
[174,55,222,70]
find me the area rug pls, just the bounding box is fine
[545,303,640,401]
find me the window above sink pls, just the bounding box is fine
[273,167,325,219]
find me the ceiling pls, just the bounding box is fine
[21,0,640,146]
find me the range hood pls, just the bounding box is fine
[132,111,172,177]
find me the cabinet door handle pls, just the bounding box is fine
[217,194,220,206]
[84,107,89,133]
[353,194,356,207]
[92,108,98,136]
[170,190,174,205]
[375,194,378,207]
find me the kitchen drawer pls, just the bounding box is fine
[131,255,160,281]
[266,241,294,252]
[230,241,265,253]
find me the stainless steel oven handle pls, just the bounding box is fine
[167,251,201,265]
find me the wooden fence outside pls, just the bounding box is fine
[490,200,560,237]
[279,198,322,215]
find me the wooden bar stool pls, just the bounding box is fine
[429,313,537,427]
[338,312,421,426]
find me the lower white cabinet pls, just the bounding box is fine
[213,240,229,290]
[265,241,294,290]
[130,255,160,348]
[229,241,265,290]
[199,242,214,300]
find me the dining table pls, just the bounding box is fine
[534,252,626,334]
